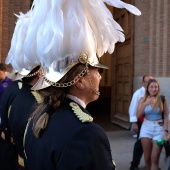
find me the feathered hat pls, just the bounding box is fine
[6,11,41,78]
[6,0,141,89]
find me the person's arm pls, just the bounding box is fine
[129,92,141,133]
[129,92,139,123]
[137,96,156,119]
[136,97,146,119]
[163,98,169,140]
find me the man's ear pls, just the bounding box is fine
[75,78,84,90]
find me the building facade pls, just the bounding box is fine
[111,0,170,128]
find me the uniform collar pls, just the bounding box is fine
[66,94,86,109]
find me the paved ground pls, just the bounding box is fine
[91,111,170,170]
[106,130,167,170]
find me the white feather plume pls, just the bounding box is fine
[104,0,141,16]
[6,0,141,71]
[6,11,39,71]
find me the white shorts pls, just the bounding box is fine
[140,118,164,140]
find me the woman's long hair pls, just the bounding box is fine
[143,79,163,112]
[31,64,86,137]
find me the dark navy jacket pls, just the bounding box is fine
[0,80,22,170]
[8,83,37,169]
[25,98,115,170]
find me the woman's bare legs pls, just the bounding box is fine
[141,138,152,170]
[151,140,162,170]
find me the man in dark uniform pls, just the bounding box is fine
[0,79,22,170]
[0,65,41,170]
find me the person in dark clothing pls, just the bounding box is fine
[0,63,12,102]
[0,63,14,163]
[5,0,141,169]
[0,65,41,170]
[130,120,143,170]
[0,80,22,170]
[24,63,116,170]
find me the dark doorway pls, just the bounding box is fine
[86,87,123,132]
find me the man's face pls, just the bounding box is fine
[81,67,102,104]
[142,76,153,88]
[0,70,6,81]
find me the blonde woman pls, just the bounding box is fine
[137,79,169,170]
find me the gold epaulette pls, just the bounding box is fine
[18,154,25,168]
[18,82,23,89]
[70,102,93,123]
[31,91,43,103]
[1,131,14,143]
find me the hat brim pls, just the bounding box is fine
[31,76,50,90]
[19,64,40,77]
[32,61,108,90]
[91,63,109,69]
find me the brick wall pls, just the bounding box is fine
[134,0,170,77]
[1,0,170,77]
[0,0,31,69]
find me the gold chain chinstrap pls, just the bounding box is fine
[41,65,88,87]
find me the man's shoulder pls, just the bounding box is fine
[5,76,12,83]
[133,87,145,96]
